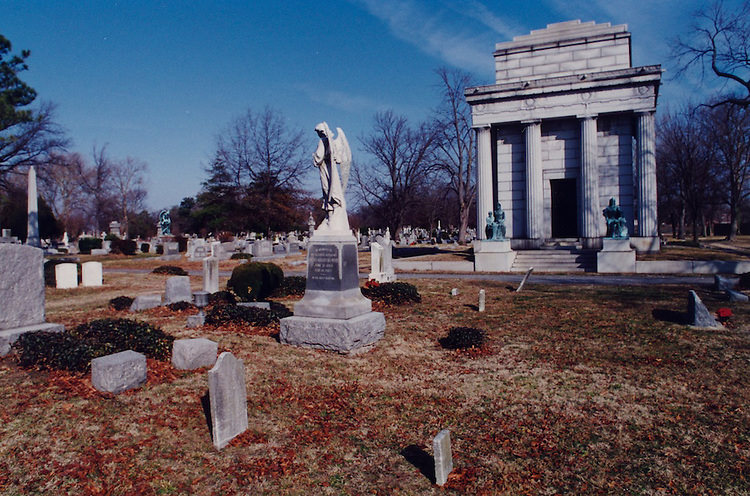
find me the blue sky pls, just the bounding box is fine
[2,0,742,210]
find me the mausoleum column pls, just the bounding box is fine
[579,115,600,246]
[523,120,543,241]
[636,111,658,237]
[476,126,494,239]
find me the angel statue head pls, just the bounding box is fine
[312,122,352,235]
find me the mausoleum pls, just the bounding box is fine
[466,20,661,253]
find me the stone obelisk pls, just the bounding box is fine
[26,166,40,248]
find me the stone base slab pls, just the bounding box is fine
[597,249,636,273]
[280,312,386,353]
[0,322,65,356]
[368,272,396,283]
[473,240,516,272]
[293,288,372,320]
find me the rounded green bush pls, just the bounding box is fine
[152,265,188,275]
[227,262,283,302]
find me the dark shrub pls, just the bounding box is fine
[269,301,293,319]
[209,290,236,306]
[78,237,102,254]
[439,327,486,350]
[361,281,421,305]
[227,262,283,301]
[71,318,174,360]
[105,233,120,241]
[167,301,195,312]
[140,243,150,253]
[272,276,307,297]
[152,265,188,275]
[14,331,95,372]
[205,304,276,327]
[230,253,253,260]
[111,239,137,256]
[43,259,80,287]
[739,272,750,289]
[156,245,164,255]
[13,319,174,372]
[109,296,134,311]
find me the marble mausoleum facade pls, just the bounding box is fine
[466,20,661,252]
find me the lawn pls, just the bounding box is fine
[0,258,748,495]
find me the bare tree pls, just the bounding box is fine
[433,67,476,244]
[207,106,308,233]
[0,101,68,189]
[657,105,719,242]
[77,145,117,233]
[673,1,750,107]
[355,110,438,235]
[38,152,88,236]
[111,156,148,239]
[706,102,750,238]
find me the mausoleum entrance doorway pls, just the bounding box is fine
[550,178,578,238]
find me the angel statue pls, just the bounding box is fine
[313,122,352,233]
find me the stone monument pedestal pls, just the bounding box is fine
[473,240,515,272]
[596,238,636,273]
[280,233,385,353]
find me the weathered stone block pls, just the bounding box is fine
[726,289,748,303]
[280,312,386,354]
[433,429,453,486]
[0,244,45,330]
[130,293,162,312]
[91,350,147,394]
[688,290,721,328]
[165,276,191,304]
[172,338,217,370]
[186,313,205,328]
[0,323,64,357]
[208,352,248,450]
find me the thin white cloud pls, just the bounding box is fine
[350,0,499,76]
[293,84,388,114]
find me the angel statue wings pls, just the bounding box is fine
[313,122,352,233]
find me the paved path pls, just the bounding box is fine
[104,267,715,287]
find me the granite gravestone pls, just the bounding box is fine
[208,352,248,450]
[0,244,64,355]
[165,276,192,304]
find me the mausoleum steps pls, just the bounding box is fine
[510,248,596,273]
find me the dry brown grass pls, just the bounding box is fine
[1,258,749,494]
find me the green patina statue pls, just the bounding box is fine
[485,203,507,241]
[603,197,628,239]
[158,209,172,236]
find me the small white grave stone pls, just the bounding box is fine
[208,352,249,450]
[450,288,459,296]
[55,263,78,289]
[478,289,486,312]
[433,429,453,486]
[203,257,219,294]
[81,261,103,287]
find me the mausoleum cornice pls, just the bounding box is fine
[465,65,662,126]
